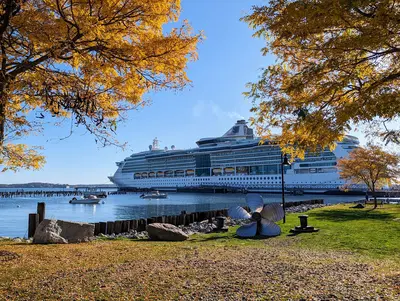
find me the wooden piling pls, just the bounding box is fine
[122,220,129,233]
[28,213,39,238]
[114,221,122,234]
[106,221,115,235]
[94,223,100,236]
[184,214,190,226]
[37,202,46,224]
[137,219,147,231]
[130,220,138,230]
[99,222,107,234]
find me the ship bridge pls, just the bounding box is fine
[196,120,254,147]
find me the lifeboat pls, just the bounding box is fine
[165,171,173,177]
[141,172,148,178]
[149,172,155,178]
[224,167,235,175]
[186,169,194,176]
[134,173,141,179]
[175,170,185,177]
[156,171,164,178]
[212,168,222,175]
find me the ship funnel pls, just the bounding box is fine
[171,145,176,150]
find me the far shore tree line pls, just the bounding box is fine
[0,0,399,197]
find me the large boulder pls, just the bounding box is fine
[33,219,94,244]
[147,223,189,241]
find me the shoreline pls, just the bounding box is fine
[0,202,331,240]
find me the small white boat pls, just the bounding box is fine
[140,191,168,199]
[69,195,101,204]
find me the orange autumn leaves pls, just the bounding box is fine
[243,0,400,158]
[0,0,201,171]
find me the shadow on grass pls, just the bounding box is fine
[190,233,276,243]
[189,235,230,243]
[309,209,395,222]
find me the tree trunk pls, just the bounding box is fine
[372,184,377,209]
[0,82,5,144]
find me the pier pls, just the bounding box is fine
[0,190,83,198]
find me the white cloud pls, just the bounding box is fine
[192,100,244,120]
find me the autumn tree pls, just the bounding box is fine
[338,145,400,209]
[0,0,200,171]
[243,0,400,157]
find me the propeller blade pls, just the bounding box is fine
[228,206,251,220]
[236,222,258,237]
[246,193,264,213]
[260,203,284,222]
[259,219,281,237]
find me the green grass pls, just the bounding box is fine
[189,204,400,259]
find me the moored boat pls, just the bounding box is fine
[140,191,168,199]
[69,195,101,204]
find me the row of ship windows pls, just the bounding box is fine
[125,155,336,165]
[213,149,280,156]
[133,176,282,181]
[133,181,337,185]
[212,154,282,160]
[126,149,335,161]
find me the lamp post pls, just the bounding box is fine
[281,153,290,223]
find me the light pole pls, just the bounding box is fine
[281,153,290,223]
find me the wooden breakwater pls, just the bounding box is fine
[1,190,83,198]
[92,199,324,236]
[27,199,324,237]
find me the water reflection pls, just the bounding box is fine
[115,203,218,220]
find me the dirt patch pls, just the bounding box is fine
[0,250,20,262]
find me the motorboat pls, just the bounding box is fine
[69,195,101,204]
[140,191,168,199]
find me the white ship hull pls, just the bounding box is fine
[111,171,350,191]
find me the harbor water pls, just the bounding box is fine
[0,189,362,238]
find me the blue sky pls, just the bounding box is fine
[1,0,370,185]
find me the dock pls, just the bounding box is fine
[0,190,83,198]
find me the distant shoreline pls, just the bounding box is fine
[0,183,115,189]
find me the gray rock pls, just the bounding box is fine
[147,223,188,241]
[33,219,94,244]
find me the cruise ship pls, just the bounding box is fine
[109,120,360,192]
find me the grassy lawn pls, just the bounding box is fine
[0,204,399,300]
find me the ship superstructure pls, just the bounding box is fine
[109,120,360,192]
